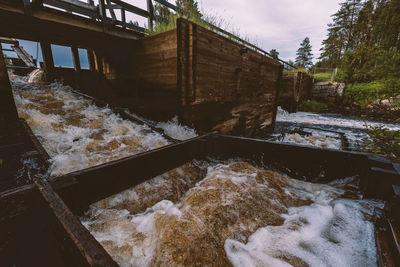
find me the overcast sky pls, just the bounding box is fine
[198,0,342,61]
[4,0,341,65]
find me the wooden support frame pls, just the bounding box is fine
[0,48,19,121]
[33,177,118,266]
[39,42,54,72]
[87,49,95,71]
[70,46,80,71]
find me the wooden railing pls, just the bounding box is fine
[18,0,297,69]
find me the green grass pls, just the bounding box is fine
[283,68,309,75]
[343,79,400,108]
[146,12,258,49]
[299,101,328,113]
[313,72,332,82]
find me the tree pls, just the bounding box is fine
[176,0,202,18]
[154,3,172,25]
[319,0,363,67]
[269,49,279,60]
[295,37,313,68]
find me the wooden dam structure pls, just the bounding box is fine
[0,0,400,266]
[278,71,313,113]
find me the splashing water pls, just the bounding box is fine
[81,161,382,267]
[156,116,198,141]
[10,75,169,176]
[274,107,400,150]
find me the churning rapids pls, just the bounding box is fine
[9,73,395,266]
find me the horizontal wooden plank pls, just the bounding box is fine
[110,0,149,17]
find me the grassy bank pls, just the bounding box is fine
[313,72,332,82]
[343,79,400,108]
[299,100,328,113]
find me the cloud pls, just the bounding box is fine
[199,0,341,62]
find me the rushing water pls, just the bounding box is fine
[10,74,196,176]
[273,107,400,150]
[81,161,383,266]
[9,74,389,266]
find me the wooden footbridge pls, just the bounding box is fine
[0,0,400,266]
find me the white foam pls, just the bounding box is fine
[80,161,382,266]
[276,107,400,131]
[156,116,198,141]
[10,76,169,176]
[282,133,342,150]
[225,199,380,267]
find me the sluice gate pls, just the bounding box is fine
[0,0,400,266]
[278,71,313,113]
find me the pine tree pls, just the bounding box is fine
[154,3,171,25]
[269,49,279,60]
[319,0,362,67]
[176,0,202,18]
[295,37,313,68]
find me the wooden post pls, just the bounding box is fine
[39,42,54,73]
[93,51,103,73]
[121,8,126,28]
[0,48,19,121]
[87,49,95,71]
[71,46,81,71]
[147,0,154,29]
[98,0,106,21]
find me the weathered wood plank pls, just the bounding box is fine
[34,177,118,266]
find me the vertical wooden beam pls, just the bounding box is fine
[271,63,284,129]
[0,48,19,121]
[40,42,54,72]
[93,51,103,74]
[98,0,106,21]
[147,0,154,29]
[71,46,81,71]
[87,49,95,71]
[121,8,126,28]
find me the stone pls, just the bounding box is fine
[372,99,381,105]
[381,99,390,106]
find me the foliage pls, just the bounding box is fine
[313,72,332,82]
[269,49,279,60]
[343,79,400,108]
[363,125,400,163]
[283,67,309,75]
[295,37,313,68]
[299,101,328,113]
[146,1,259,49]
[154,3,172,25]
[319,0,400,84]
[176,0,202,18]
[4,58,11,66]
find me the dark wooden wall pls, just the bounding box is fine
[177,18,282,134]
[278,72,313,113]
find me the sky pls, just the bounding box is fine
[3,0,341,65]
[198,0,342,61]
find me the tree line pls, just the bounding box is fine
[317,0,400,83]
